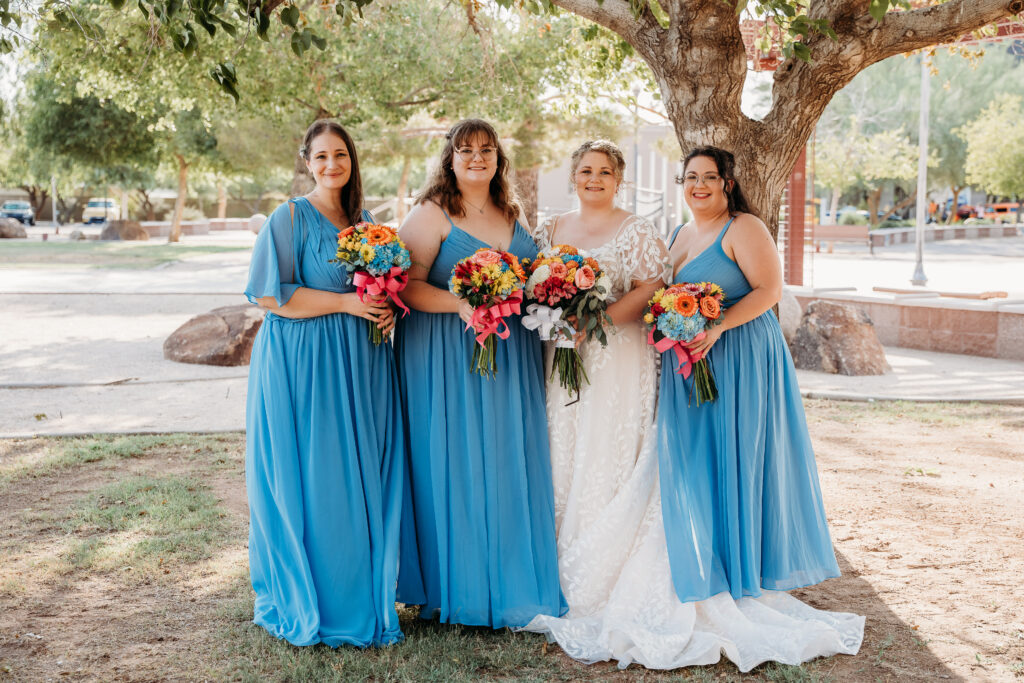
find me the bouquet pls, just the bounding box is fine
[643,282,725,405]
[333,222,412,345]
[521,245,612,400]
[449,248,528,377]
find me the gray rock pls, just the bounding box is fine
[779,287,801,345]
[164,305,265,366]
[100,220,150,241]
[0,218,27,238]
[248,213,268,234]
[791,300,890,376]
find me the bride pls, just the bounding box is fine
[523,140,864,671]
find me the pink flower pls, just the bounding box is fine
[682,282,702,296]
[574,265,596,289]
[549,261,568,279]
[475,250,502,266]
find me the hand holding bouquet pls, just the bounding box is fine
[522,245,612,399]
[333,222,412,345]
[449,248,528,377]
[644,282,725,405]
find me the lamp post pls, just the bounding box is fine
[911,55,929,287]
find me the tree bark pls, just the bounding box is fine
[169,154,188,243]
[549,0,1023,241]
[945,185,962,224]
[828,187,842,224]
[396,155,411,224]
[217,181,228,219]
[514,166,539,230]
[20,186,49,221]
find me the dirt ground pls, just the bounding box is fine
[0,400,1022,681]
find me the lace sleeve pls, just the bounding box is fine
[531,216,554,251]
[622,217,671,284]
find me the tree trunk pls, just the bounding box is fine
[866,187,882,227]
[169,154,188,243]
[291,151,314,197]
[396,155,411,224]
[946,186,962,224]
[20,186,49,221]
[514,166,539,230]
[828,188,842,224]
[217,180,228,219]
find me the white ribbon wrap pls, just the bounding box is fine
[521,303,577,348]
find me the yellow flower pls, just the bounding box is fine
[359,245,376,263]
[643,313,655,324]
[470,271,485,287]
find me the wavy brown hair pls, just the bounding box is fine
[417,118,521,224]
[679,145,753,216]
[299,119,364,227]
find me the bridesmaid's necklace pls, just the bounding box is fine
[463,197,487,215]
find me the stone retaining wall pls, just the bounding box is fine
[790,288,1024,361]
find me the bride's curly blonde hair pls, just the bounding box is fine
[569,140,627,188]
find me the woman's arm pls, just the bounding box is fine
[684,213,782,356]
[256,289,392,328]
[606,277,664,326]
[400,203,475,323]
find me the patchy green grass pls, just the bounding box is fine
[60,474,228,571]
[803,398,1017,427]
[0,433,238,490]
[0,240,249,269]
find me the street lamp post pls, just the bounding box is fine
[911,55,930,287]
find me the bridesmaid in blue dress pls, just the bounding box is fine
[659,146,841,604]
[394,118,566,628]
[244,120,404,647]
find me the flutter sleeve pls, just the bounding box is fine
[245,201,301,307]
[623,216,672,284]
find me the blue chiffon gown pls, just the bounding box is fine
[244,198,404,647]
[658,218,841,604]
[394,210,567,628]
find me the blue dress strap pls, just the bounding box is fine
[669,224,685,247]
[439,206,457,230]
[716,216,737,244]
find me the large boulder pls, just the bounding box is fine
[100,220,150,241]
[0,218,27,238]
[791,300,890,376]
[164,305,265,366]
[778,287,801,345]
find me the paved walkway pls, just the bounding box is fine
[1,231,1023,437]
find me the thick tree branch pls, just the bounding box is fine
[548,0,650,46]
[871,0,1023,62]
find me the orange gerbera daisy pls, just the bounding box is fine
[365,225,395,246]
[699,296,721,320]
[674,294,698,316]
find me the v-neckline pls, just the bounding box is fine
[300,196,350,232]
[670,218,733,280]
[449,222,519,252]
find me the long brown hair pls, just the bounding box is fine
[679,145,753,216]
[299,119,364,227]
[417,118,521,224]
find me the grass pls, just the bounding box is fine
[60,474,228,571]
[0,240,249,269]
[803,398,1019,427]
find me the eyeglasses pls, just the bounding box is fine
[455,147,497,161]
[681,173,723,186]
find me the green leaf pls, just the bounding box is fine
[310,33,326,50]
[646,0,669,29]
[301,27,312,49]
[109,0,127,10]
[793,41,811,62]
[290,30,305,56]
[280,5,299,28]
[869,0,888,23]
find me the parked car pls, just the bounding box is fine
[982,202,1022,223]
[0,200,35,225]
[82,198,120,224]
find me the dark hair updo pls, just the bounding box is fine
[679,145,752,216]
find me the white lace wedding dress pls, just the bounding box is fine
[523,214,864,671]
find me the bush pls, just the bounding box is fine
[839,212,868,225]
[179,206,207,222]
[877,218,913,229]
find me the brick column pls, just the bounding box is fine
[784,148,807,286]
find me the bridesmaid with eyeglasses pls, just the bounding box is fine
[394,118,566,628]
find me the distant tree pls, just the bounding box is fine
[959,94,1024,222]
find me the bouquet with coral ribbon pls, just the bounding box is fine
[333,222,412,345]
[449,248,528,378]
[643,282,725,405]
[522,244,612,400]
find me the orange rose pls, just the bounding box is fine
[674,294,698,316]
[550,261,568,279]
[699,296,721,320]
[339,226,355,238]
[584,257,600,271]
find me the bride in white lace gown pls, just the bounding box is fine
[523,141,863,671]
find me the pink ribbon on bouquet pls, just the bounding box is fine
[466,290,524,347]
[353,267,410,316]
[648,327,705,378]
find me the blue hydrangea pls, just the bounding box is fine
[563,254,584,266]
[657,310,705,342]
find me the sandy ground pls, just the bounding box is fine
[0,401,1022,681]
